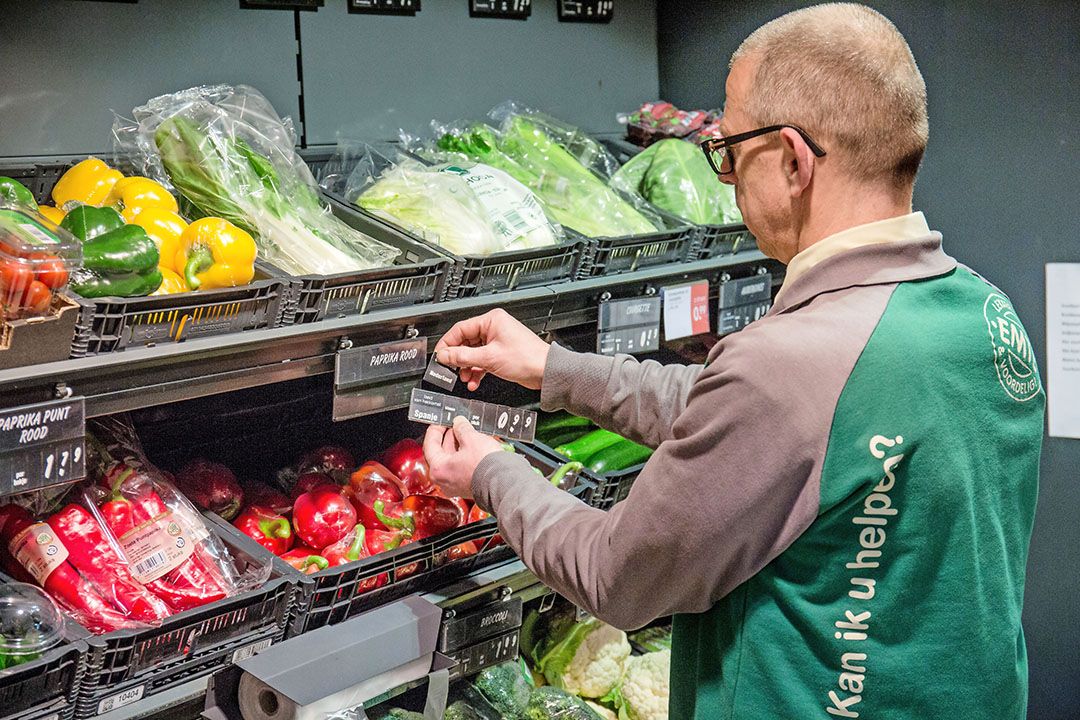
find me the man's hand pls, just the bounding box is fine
[434,309,550,391]
[423,417,505,499]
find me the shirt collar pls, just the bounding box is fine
[781,211,932,292]
[769,231,957,315]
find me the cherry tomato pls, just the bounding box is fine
[0,259,33,294]
[21,280,51,314]
[28,253,69,289]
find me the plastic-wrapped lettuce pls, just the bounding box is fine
[355,157,563,256]
[610,139,741,226]
[429,116,661,239]
[114,85,400,275]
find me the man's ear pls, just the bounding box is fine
[779,127,816,197]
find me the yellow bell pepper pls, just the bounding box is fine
[36,205,65,224]
[174,217,256,290]
[152,267,189,295]
[51,157,124,209]
[110,176,178,215]
[123,206,188,272]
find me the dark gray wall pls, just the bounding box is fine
[658,2,1080,718]
[0,0,657,156]
[301,0,658,144]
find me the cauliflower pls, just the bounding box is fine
[539,620,632,699]
[616,650,670,720]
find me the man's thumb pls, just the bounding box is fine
[437,345,488,369]
[451,415,477,442]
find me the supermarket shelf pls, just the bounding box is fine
[93,678,206,720]
[0,252,770,417]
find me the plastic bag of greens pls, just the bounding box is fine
[487,101,621,180]
[334,142,564,256]
[610,138,741,226]
[113,85,399,275]
[422,114,665,239]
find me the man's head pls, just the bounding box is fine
[720,4,928,261]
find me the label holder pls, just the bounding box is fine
[0,397,86,497]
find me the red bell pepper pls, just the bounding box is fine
[0,504,36,584]
[233,505,293,555]
[280,548,328,575]
[448,541,479,561]
[289,471,336,500]
[379,438,434,495]
[0,504,131,634]
[372,495,464,541]
[292,485,357,549]
[298,446,355,484]
[173,459,245,520]
[242,483,292,516]
[345,462,405,530]
[48,504,172,622]
[467,504,503,547]
[321,523,394,593]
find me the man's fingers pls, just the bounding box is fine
[435,315,490,354]
[423,424,449,464]
[451,416,478,446]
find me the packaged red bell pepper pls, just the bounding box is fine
[233,505,293,556]
[344,461,405,530]
[280,548,328,575]
[83,416,272,613]
[292,485,356,549]
[241,482,292,517]
[379,439,435,495]
[320,523,392,593]
[372,495,464,541]
[173,460,245,521]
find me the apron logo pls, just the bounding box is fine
[983,293,1040,402]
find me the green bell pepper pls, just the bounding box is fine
[82,225,159,274]
[60,205,124,242]
[70,268,163,298]
[0,177,37,209]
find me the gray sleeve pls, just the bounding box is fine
[539,343,702,448]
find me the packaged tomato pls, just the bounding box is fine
[0,202,80,322]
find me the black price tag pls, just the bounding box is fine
[439,597,523,652]
[597,295,661,356]
[717,273,773,335]
[0,398,86,496]
[348,0,420,15]
[239,0,322,10]
[424,356,458,391]
[470,0,531,19]
[408,389,537,443]
[557,0,612,23]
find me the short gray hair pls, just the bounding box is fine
[732,3,929,187]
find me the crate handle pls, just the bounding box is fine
[507,265,523,291]
[630,247,643,273]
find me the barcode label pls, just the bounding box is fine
[19,223,56,246]
[232,637,273,664]
[503,209,531,232]
[97,684,145,714]
[134,551,167,578]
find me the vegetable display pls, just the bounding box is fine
[537,413,653,476]
[430,110,662,239]
[354,154,564,256]
[533,618,632,699]
[117,84,400,275]
[610,139,741,226]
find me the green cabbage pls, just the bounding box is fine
[610,138,741,226]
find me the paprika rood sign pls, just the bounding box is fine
[0,397,86,497]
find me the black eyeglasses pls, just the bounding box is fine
[700,125,827,176]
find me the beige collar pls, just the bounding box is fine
[780,212,932,292]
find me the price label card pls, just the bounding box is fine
[348,0,420,15]
[596,295,661,356]
[336,337,428,388]
[470,0,531,19]
[557,0,613,23]
[424,356,458,391]
[0,398,86,496]
[408,389,537,443]
[661,281,710,340]
[717,273,773,335]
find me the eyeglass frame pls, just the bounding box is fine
[699,124,827,176]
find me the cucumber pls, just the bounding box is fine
[585,439,653,474]
[539,427,590,450]
[536,411,593,435]
[553,429,624,461]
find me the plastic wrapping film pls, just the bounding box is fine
[112,84,399,275]
[331,142,565,257]
[610,138,742,226]
[411,102,669,239]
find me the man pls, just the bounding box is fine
[424,4,1044,718]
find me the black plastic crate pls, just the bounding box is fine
[264,194,452,323]
[309,148,589,299]
[0,584,87,720]
[0,156,291,355]
[531,438,644,511]
[261,444,598,638]
[694,223,755,260]
[583,218,697,278]
[74,522,295,719]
